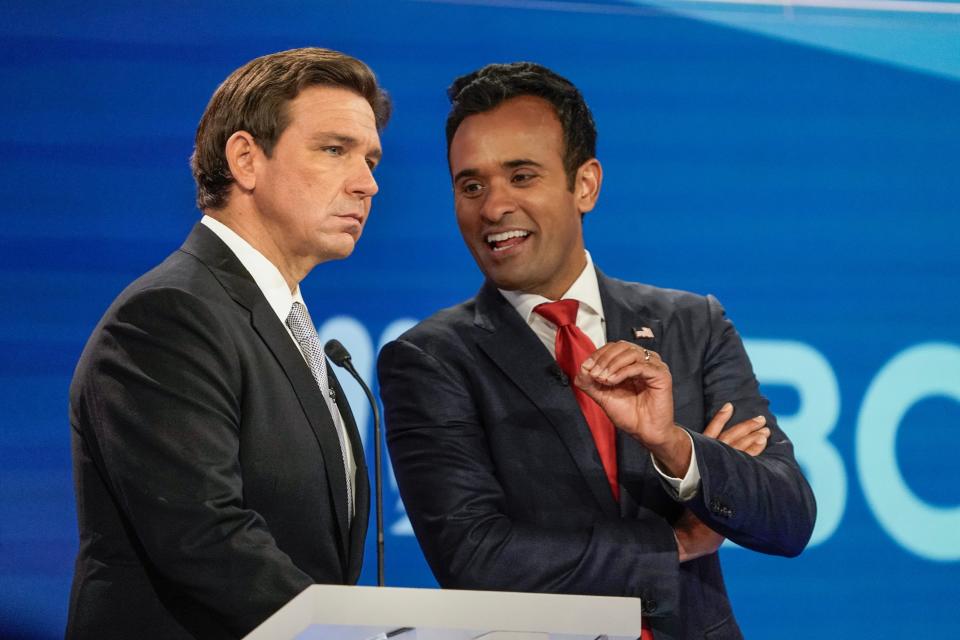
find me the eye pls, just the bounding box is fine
[459,181,484,197]
[511,171,537,185]
[321,146,344,156]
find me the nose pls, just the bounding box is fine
[479,180,515,223]
[347,159,379,198]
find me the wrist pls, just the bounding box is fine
[649,424,692,478]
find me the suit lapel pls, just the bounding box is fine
[473,282,619,517]
[596,270,671,516]
[180,223,353,554]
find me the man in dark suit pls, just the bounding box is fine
[67,48,390,639]
[378,62,816,639]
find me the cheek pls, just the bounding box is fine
[454,205,477,235]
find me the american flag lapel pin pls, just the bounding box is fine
[633,326,655,339]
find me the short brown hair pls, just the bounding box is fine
[191,47,391,211]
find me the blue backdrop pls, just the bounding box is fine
[2,1,959,637]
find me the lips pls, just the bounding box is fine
[336,212,364,224]
[485,229,530,252]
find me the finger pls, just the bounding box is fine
[580,342,625,372]
[744,439,767,457]
[595,360,670,386]
[583,341,651,374]
[724,428,770,453]
[593,347,659,382]
[703,403,734,439]
[717,415,766,444]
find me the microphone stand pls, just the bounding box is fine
[324,340,384,587]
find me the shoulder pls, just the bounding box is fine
[377,296,484,384]
[392,296,479,352]
[99,248,238,326]
[76,249,242,373]
[603,274,723,322]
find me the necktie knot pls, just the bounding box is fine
[285,300,333,401]
[285,301,314,345]
[534,299,579,328]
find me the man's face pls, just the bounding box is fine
[449,96,594,300]
[251,85,381,267]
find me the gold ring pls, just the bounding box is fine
[643,349,651,362]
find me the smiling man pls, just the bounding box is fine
[67,48,389,639]
[378,62,815,640]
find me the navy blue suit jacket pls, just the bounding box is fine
[378,271,815,640]
[68,224,368,639]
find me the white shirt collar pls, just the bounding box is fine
[200,215,304,322]
[499,250,605,323]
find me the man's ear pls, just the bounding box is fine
[224,131,259,193]
[575,158,603,215]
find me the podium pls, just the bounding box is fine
[244,585,643,640]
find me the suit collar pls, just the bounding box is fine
[199,215,302,323]
[179,223,358,559]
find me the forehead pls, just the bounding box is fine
[284,85,379,141]
[449,95,564,170]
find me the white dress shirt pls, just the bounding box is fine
[500,251,700,500]
[200,215,357,513]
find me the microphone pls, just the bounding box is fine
[548,362,569,386]
[324,339,385,587]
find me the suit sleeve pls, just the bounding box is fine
[682,294,817,556]
[74,287,312,635]
[379,337,681,614]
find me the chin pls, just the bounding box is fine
[318,237,359,262]
[483,272,526,292]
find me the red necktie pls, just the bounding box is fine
[534,299,619,502]
[535,300,654,639]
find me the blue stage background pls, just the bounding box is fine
[2,1,959,637]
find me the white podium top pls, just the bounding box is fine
[245,585,643,640]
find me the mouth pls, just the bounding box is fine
[335,212,364,233]
[337,212,364,223]
[485,229,531,253]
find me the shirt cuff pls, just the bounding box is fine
[651,429,700,501]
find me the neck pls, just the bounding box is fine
[206,207,306,293]
[530,251,588,301]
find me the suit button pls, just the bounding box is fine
[710,497,731,517]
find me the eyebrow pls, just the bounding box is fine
[311,132,383,162]
[452,158,543,184]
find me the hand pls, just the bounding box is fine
[575,342,691,476]
[674,508,723,563]
[575,341,675,443]
[674,403,770,563]
[704,402,770,457]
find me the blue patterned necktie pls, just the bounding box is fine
[285,300,353,522]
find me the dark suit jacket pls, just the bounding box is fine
[67,223,369,639]
[378,271,816,640]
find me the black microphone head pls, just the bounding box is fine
[548,362,569,386]
[323,339,352,367]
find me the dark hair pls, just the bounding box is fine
[445,62,596,190]
[191,47,391,211]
